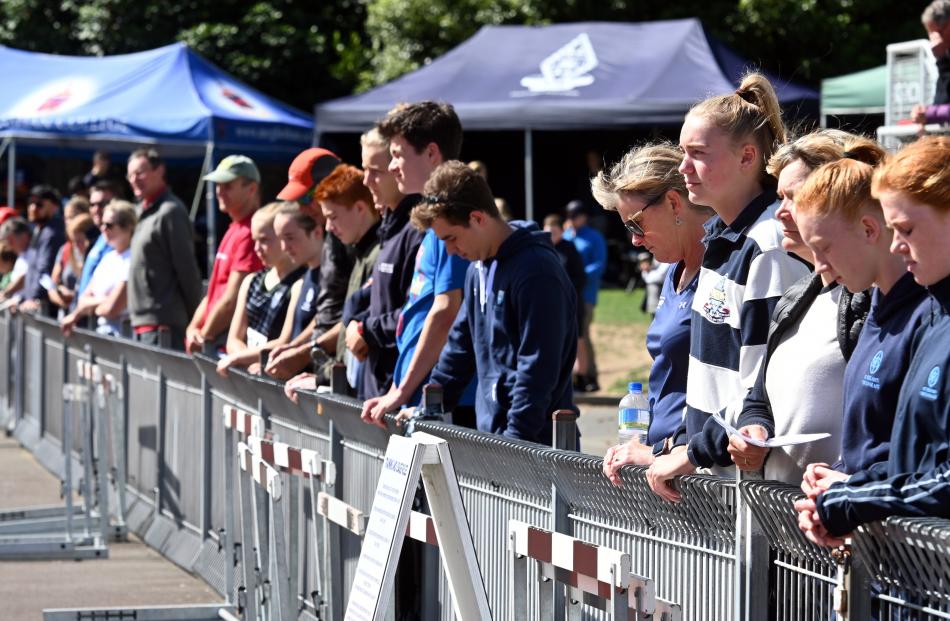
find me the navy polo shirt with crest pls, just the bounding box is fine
[677,189,811,468]
[837,272,929,473]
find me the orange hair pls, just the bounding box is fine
[871,136,950,213]
[314,164,373,209]
[795,138,886,221]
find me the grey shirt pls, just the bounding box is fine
[127,189,202,330]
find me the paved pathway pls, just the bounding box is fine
[0,434,220,620]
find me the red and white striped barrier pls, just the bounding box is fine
[237,441,281,500]
[317,492,366,536]
[508,520,682,620]
[315,490,438,548]
[223,405,265,438]
[247,436,335,483]
[509,520,629,597]
[406,510,438,547]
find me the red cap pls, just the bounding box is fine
[0,206,17,226]
[277,148,341,201]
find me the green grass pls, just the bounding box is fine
[592,287,653,327]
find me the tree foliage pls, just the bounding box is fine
[0,0,929,109]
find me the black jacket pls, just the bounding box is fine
[313,231,353,337]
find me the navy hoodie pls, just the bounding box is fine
[429,222,578,445]
[356,195,425,398]
[836,272,929,473]
[818,275,950,536]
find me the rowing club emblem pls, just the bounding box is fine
[703,274,731,324]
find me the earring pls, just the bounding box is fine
[675,217,682,226]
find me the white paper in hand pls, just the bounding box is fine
[710,411,830,448]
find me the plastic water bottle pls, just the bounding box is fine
[618,382,650,445]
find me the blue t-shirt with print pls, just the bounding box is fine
[395,229,473,405]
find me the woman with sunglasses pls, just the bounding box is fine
[60,200,138,337]
[594,143,713,480]
[646,73,811,502]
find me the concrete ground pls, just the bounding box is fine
[576,403,617,459]
[0,434,220,621]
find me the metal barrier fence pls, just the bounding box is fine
[2,311,950,620]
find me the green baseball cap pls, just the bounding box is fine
[203,154,260,183]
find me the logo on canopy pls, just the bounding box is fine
[207,80,277,120]
[9,78,98,117]
[519,33,598,94]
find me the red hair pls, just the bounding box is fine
[314,164,372,209]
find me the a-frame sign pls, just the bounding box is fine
[344,432,491,620]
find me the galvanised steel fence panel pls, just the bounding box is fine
[318,392,391,606]
[854,517,950,619]
[3,312,950,620]
[163,375,205,529]
[125,364,160,503]
[550,454,737,621]
[0,312,10,421]
[24,325,42,433]
[415,422,555,620]
[740,480,840,621]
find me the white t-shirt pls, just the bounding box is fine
[764,285,845,483]
[86,248,131,335]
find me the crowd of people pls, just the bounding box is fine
[2,1,949,550]
[596,76,950,545]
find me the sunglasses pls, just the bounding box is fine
[101,221,117,230]
[623,193,665,237]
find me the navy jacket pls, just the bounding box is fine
[429,222,578,445]
[22,218,65,309]
[818,276,950,536]
[357,195,425,398]
[836,273,929,473]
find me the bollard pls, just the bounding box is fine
[329,363,348,396]
[550,409,578,621]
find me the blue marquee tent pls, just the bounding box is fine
[0,41,313,153]
[316,19,818,219]
[0,42,314,265]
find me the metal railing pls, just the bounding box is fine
[1,311,949,620]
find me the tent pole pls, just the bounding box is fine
[524,128,534,222]
[6,139,15,210]
[203,142,217,277]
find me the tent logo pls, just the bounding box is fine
[9,78,97,117]
[221,86,253,109]
[208,81,276,120]
[520,33,598,93]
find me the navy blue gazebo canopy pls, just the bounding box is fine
[316,18,818,132]
[315,19,818,218]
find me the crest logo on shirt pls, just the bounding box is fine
[702,274,731,324]
[921,365,941,401]
[863,350,884,390]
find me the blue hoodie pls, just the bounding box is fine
[836,272,929,473]
[818,275,950,536]
[429,222,578,445]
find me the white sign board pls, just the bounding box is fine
[344,433,490,621]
